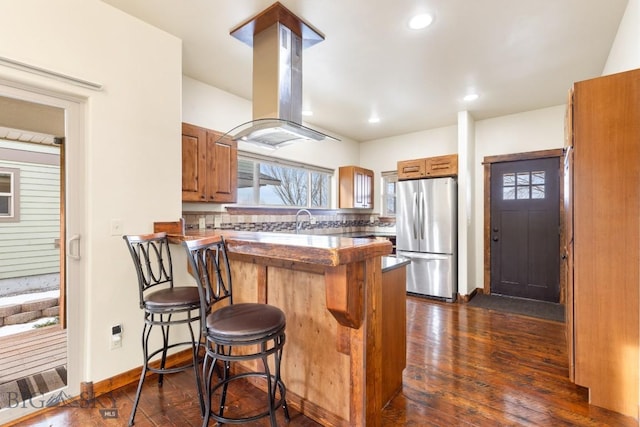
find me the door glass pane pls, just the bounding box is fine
[517,186,530,199]
[503,187,515,200]
[532,185,545,199]
[517,172,530,185]
[503,173,515,186]
[531,171,545,184]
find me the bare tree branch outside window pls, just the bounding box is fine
[311,172,328,207]
[261,164,308,206]
[237,157,331,208]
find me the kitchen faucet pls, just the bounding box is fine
[295,209,312,234]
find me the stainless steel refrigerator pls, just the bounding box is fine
[396,177,457,301]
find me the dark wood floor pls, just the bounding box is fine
[11,296,638,426]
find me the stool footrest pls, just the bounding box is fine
[207,372,288,424]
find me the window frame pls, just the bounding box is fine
[381,171,398,217]
[236,151,333,208]
[0,166,20,222]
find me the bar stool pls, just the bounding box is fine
[183,235,289,427]
[123,232,204,426]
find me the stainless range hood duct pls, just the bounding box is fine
[228,3,338,149]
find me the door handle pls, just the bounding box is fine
[411,193,420,240]
[67,234,81,260]
[420,192,426,240]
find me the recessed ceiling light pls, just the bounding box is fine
[302,110,313,116]
[409,13,434,30]
[463,93,479,102]
[368,116,380,124]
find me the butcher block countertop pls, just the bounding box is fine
[153,220,404,427]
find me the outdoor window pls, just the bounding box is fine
[381,171,397,216]
[237,152,332,207]
[0,167,19,222]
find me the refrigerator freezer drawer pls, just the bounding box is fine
[398,251,456,301]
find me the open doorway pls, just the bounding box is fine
[0,96,67,404]
[0,85,85,421]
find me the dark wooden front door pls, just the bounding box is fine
[490,157,560,302]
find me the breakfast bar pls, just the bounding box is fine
[155,220,407,427]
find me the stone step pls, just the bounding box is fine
[0,297,60,326]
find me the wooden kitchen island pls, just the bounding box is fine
[155,221,407,427]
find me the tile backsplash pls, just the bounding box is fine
[183,211,395,235]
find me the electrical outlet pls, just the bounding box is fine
[110,324,123,350]
[198,217,206,230]
[309,216,317,225]
[370,215,376,224]
[214,216,222,228]
[110,219,123,236]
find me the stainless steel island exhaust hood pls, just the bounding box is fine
[227,2,339,149]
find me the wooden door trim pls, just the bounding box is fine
[482,149,564,300]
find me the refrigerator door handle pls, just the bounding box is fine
[420,191,426,240]
[412,192,419,239]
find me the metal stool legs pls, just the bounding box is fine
[128,312,204,426]
[201,331,289,427]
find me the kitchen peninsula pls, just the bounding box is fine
[154,220,407,427]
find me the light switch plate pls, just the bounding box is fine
[110,219,123,236]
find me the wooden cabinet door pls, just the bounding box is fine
[339,166,374,209]
[425,154,458,177]
[398,159,426,180]
[354,168,371,208]
[181,123,206,201]
[206,131,237,203]
[360,168,373,208]
[398,155,458,180]
[182,123,238,203]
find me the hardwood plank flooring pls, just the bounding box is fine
[8,297,637,426]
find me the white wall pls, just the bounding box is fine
[0,0,183,401]
[603,0,640,74]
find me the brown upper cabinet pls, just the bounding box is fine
[397,154,458,180]
[182,122,238,203]
[339,166,374,209]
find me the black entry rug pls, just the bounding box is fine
[468,294,565,322]
[0,365,67,409]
